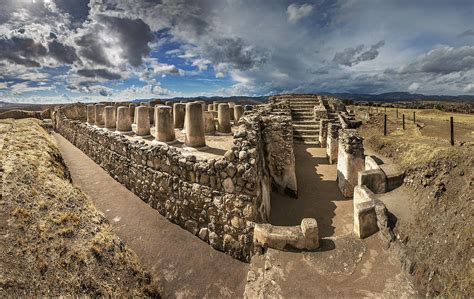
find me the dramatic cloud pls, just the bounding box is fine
[399,46,474,75]
[1,0,474,102]
[458,29,474,37]
[287,3,314,24]
[333,41,385,67]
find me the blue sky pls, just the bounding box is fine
[0,0,473,103]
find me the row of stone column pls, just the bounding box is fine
[87,102,233,148]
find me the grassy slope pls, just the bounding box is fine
[358,113,473,297]
[0,119,160,297]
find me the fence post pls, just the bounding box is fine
[384,114,387,136]
[413,111,416,123]
[450,116,454,146]
[396,108,398,118]
[402,114,405,130]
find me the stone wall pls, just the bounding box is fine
[261,105,297,198]
[53,102,297,262]
[336,129,365,197]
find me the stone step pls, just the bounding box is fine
[292,124,320,130]
[293,135,320,143]
[289,104,316,108]
[292,118,314,122]
[291,110,313,114]
[294,140,320,145]
[293,128,318,134]
[293,120,318,126]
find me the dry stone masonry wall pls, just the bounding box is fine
[53,101,296,262]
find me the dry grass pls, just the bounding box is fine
[0,118,160,297]
[358,113,473,297]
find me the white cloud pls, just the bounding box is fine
[287,3,314,24]
[408,82,420,92]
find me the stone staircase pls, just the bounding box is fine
[289,97,320,144]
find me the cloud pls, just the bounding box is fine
[399,45,474,75]
[333,40,385,67]
[287,3,314,24]
[408,82,420,92]
[76,69,122,80]
[74,14,155,68]
[458,29,474,37]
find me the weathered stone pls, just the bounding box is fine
[154,106,175,142]
[223,177,235,193]
[217,103,231,133]
[184,102,206,148]
[184,219,199,235]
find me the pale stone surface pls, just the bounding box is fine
[135,106,151,136]
[218,103,231,133]
[326,122,340,164]
[337,129,365,197]
[185,102,206,147]
[104,106,116,129]
[319,119,330,147]
[86,105,95,125]
[154,106,175,142]
[116,106,132,133]
[365,155,382,170]
[353,185,379,238]
[129,103,136,123]
[173,103,186,129]
[253,218,319,251]
[203,111,216,135]
[94,104,105,127]
[234,105,244,123]
[358,169,386,194]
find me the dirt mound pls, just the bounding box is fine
[0,110,42,120]
[0,119,160,297]
[359,114,473,297]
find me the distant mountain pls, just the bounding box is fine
[319,92,474,102]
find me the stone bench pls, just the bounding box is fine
[253,218,319,252]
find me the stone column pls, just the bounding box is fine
[135,106,151,136]
[319,119,330,147]
[213,102,219,111]
[327,123,340,165]
[229,106,235,121]
[173,103,186,129]
[154,106,175,142]
[129,103,136,123]
[337,129,365,197]
[104,106,116,129]
[116,106,133,134]
[185,102,206,147]
[217,103,231,133]
[86,105,95,125]
[203,111,216,135]
[208,105,214,111]
[234,105,244,123]
[148,107,155,125]
[94,104,105,127]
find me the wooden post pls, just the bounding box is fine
[413,111,416,123]
[402,114,405,130]
[396,108,398,118]
[450,116,454,146]
[384,114,387,136]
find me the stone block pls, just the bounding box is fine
[358,169,386,194]
[380,164,404,191]
[354,201,378,238]
[365,155,383,170]
[300,218,319,249]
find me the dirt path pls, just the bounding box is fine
[250,144,416,297]
[53,133,248,298]
[270,145,353,237]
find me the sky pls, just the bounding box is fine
[0,0,473,104]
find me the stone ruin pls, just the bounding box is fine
[51,95,403,262]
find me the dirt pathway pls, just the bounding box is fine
[249,144,416,297]
[53,133,248,298]
[270,145,353,237]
